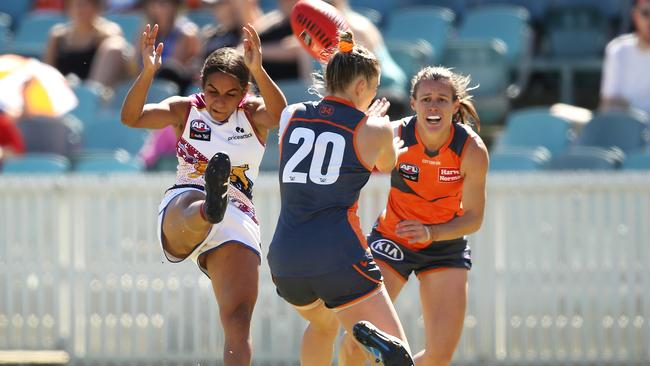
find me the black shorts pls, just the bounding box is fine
[367,229,472,281]
[271,252,383,310]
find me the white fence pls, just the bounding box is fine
[1,172,649,365]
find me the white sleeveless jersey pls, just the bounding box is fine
[175,93,265,201]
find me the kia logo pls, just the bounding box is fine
[370,239,404,261]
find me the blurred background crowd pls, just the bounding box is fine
[0,0,649,174]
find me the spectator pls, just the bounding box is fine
[600,0,650,116]
[138,125,177,169]
[44,0,135,88]
[201,0,262,58]
[255,0,312,81]
[139,0,202,93]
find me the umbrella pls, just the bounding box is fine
[0,54,78,117]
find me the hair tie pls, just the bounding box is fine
[339,39,354,53]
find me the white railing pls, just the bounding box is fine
[1,172,649,365]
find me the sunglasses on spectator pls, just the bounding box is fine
[638,8,650,18]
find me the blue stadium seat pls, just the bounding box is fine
[489,147,551,171]
[622,149,650,170]
[385,40,433,90]
[152,154,178,172]
[407,0,466,20]
[457,5,532,67]
[384,6,455,64]
[474,0,548,23]
[496,107,574,155]
[276,79,320,105]
[351,6,383,27]
[108,79,180,111]
[443,39,510,125]
[71,83,105,124]
[349,0,397,21]
[552,0,627,20]
[3,13,67,58]
[106,13,144,42]
[576,111,649,153]
[17,115,81,159]
[184,10,214,31]
[73,152,143,173]
[0,12,10,48]
[544,5,609,59]
[0,0,34,31]
[2,153,70,174]
[546,146,625,170]
[81,114,149,155]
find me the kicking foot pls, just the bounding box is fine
[202,152,231,224]
[352,321,414,366]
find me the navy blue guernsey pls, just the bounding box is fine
[268,97,373,277]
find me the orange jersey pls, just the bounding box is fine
[376,117,477,246]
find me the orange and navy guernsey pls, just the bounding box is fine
[375,116,477,250]
[268,97,372,277]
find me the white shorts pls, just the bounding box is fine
[157,185,261,275]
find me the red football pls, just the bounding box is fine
[290,0,350,62]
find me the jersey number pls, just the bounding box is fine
[282,127,345,185]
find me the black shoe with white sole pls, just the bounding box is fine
[352,321,414,366]
[202,152,231,224]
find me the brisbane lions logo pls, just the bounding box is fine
[230,164,253,198]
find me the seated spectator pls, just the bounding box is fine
[139,0,202,93]
[255,0,312,81]
[138,125,176,169]
[202,0,263,58]
[600,0,650,116]
[44,0,135,88]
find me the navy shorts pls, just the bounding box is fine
[367,229,472,281]
[271,252,383,310]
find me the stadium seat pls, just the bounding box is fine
[489,147,551,171]
[3,13,67,58]
[385,40,433,89]
[17,115,81,159]
[0,12,10,48]
[152,154,178,172]
[275,79,320,105]
[475,0,548,23]
[81,114,149,155]
[457,5,532,67]
[546,146,625,170]
[108,79,180,111]
[443,39,510,125]
[2,153,70,174]
[543,5,609,59]
[106,12,144,42]
[260,128,280,172]
[71,83,105,124]
[0,0,34,31]
[73,152,143,173]
[551,0,627,20]
[349,0,397,21]
[407,0,466,20]
[496,107,575,156]
[351,6,382,27]
[622,149,650,170]
[384,6,455,65]
[576,111,650,153]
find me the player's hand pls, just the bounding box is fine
[395,220,436,248]
[367,98,390,117]
[393,136,407,157]
[141,24,163,73]
[242,23,262,72]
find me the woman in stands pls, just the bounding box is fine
[268,30,414,366]
[44,0,134,88]
[121,23,286,365]
[340,66,489,366]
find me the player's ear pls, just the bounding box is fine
[354,77,366,97]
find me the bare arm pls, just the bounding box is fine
[395,137,489,245]
[358,99,406,172]
[121,24,188,131]
[43,25,64,66]
[242,24,287,131]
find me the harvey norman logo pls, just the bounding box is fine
[370,239,404,261]
[438,167,462,183]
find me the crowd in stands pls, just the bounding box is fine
[0,0,649,173]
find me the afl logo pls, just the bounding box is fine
[399,162,419,182]
[370,239,404,261]
[319,105,334,117]
[190,119,211,141]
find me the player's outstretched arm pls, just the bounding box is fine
[242,23,287,131]
[121,23,188,130]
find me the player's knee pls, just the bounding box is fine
[220,302,254,331]
[308,319,338,339]
[340,334,363,359]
